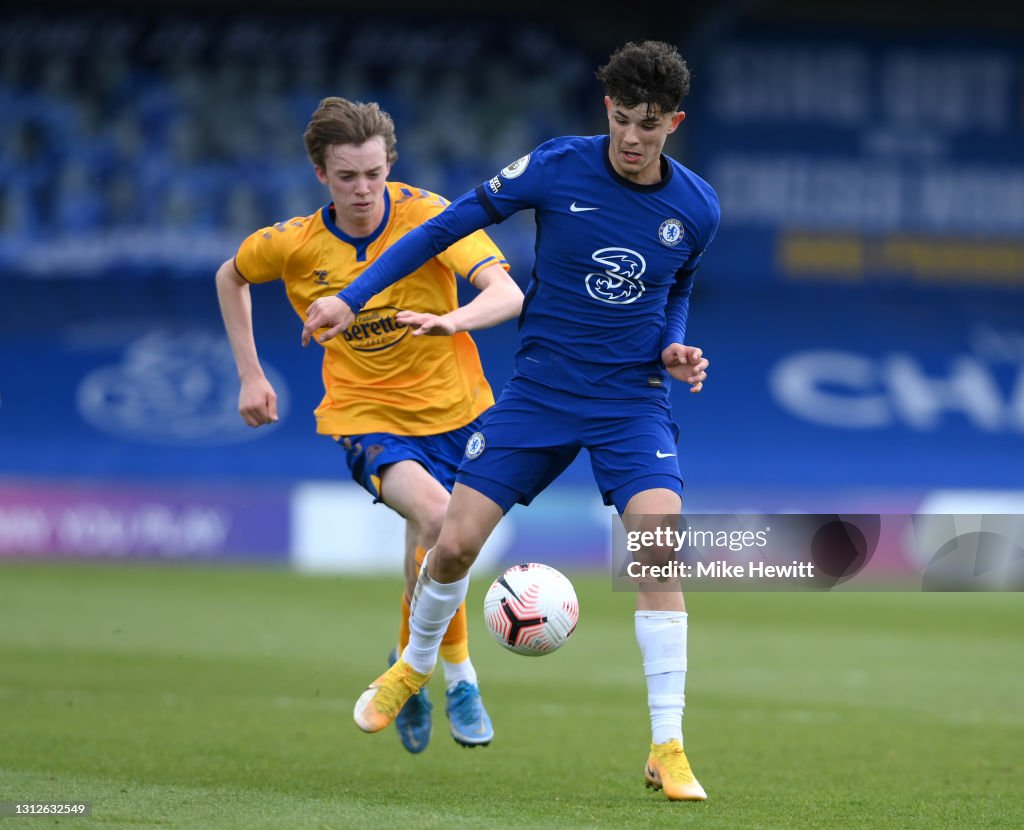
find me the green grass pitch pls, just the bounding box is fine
[0,562,1021,829]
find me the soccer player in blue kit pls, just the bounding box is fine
[303,41,718,801]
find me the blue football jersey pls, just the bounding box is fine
[475,135,719,398]
[338,134,719,400]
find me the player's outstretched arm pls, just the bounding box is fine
[336,191,497,322]
[215,259,279,426]
[395,264,523,336]
[661,344,709,394]
[303,191,497,345]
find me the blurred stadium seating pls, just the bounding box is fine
[0,12,595,277]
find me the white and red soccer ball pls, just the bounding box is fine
[483,563,579,656]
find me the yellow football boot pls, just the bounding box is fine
[643,739,708,801]
[353,658,432,734]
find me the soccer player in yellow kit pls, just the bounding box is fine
[216,97,522,752]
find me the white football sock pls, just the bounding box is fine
[403,555,469,675]
[442,658,478,690]
[635,610,688,745]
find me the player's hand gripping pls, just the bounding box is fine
[661,344,709,393]
[302,296,355,346]
[395,310,457,336]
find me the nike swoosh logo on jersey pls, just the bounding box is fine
[656,450,676,458]
[569,202,599,212]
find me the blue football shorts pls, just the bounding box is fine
[337,419,484,503]
[456,376,683,515]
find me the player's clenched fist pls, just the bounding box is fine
[238,376,279,427]
[302,296,355,346]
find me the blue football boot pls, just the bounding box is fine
[445,680,494,747]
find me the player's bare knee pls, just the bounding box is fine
[430,537,477,582]
[417,504,447,551]
[627,512,680,565]
[634,543,677,570]
[403,489,448,551]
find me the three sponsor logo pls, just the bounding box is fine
[585,247,647,305]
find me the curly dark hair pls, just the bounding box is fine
[595,40,691,116]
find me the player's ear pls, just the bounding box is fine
[666,111,686,133]
[313,165,328,185]
[604,96,614,116]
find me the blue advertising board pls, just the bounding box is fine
[1,278,1021,493]
[678,282,1024,492]
[0,278,517,484]
[687,29,1024,287]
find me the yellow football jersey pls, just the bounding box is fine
[234,181,508,437]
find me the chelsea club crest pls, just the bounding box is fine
[658,218,683,247]
[465,431,486,459]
